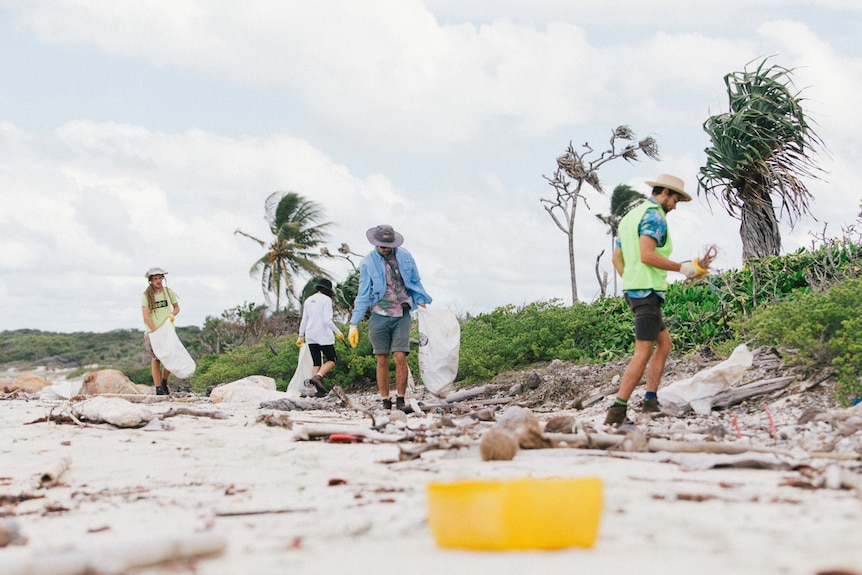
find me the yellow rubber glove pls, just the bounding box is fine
[348,325,358,348]
[296,337,304,348]
[336,332,345,341]
[680,258,709,279]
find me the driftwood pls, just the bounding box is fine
[443,385,500,404]
[215,507,314,517]
[581,385,619,408]
[290,423,407,443]
[37,457,71,489]
[545,431,860,461]
[0,532,226,575]
[160,407,228,420]
[706,376,796,410]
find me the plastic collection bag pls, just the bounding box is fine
[658,344,753,414]
[417,308,460,398]
[286,343,315,398]
[148,320,196,379]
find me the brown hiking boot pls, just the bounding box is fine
[310,375,327,397]
[642,397,660,413]
[604,404,628,426]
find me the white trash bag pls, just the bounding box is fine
[659,344,753,414]
[417,307,460,398]
[287,343,315,399]
[148,320,196,379]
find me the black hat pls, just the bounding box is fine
[315,278,335,296]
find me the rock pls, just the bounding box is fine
[544,415,575,434]
[3,373,50,394]
[524,372,542,389]
[73,396,154,428]
[210,376,282,404]
[81,369,143,395]
[497,406,553,449]
[480,427,519,461]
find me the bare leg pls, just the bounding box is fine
[376,354,391,398]
[616,339,655,401]
[645,329,671,393]
[393,351,408,396]
[317,360,335,378]
[151,359,162,388]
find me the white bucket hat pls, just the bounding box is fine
[145,267,168,278]
[645,174,692,202]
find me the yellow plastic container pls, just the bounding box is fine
[427,477,603,550]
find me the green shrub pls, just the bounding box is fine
[734,277,862,404]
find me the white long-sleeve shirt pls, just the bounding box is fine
[299,292,340,345]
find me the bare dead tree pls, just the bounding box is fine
[542,126,660,302]
[595,250,609,296]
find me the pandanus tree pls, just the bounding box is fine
[235,191,331,311]
[699,58,825,260]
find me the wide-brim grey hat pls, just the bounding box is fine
[145,266,168,278]
[645,174,692,202]
[366,224,404,248]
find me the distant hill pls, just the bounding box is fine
[0,327,203,371]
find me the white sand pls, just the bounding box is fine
[1,396,861,575]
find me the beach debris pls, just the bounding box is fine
[290,423,407,443]
[0,519,26,547]
[256,412,293,428]
[70,396,154,428]
[0,532,226,574]
[160,406,228,420]
[37,457,71,489]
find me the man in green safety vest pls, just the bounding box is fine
[604,174,708,426]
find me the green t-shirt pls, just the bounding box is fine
[142,288,177,333]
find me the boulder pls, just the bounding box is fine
[3,373,51,394]
[81,369,144,395]
[210,376,281,404]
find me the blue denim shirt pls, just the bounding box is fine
[350,247,432,324]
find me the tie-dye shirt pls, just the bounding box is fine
[371,251,413,316]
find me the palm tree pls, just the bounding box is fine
[699,58,825,260]
[596,184,646,295]
[235,191,332,311]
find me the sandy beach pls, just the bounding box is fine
[1,372,861,575]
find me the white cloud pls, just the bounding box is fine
[0,1,859,332]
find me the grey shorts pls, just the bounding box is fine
[625,292,666,341]
[368,312,412,355]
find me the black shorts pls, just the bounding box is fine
[308,343,337,367]
[624,292,666,341]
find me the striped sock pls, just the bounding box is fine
[613,397,628,407]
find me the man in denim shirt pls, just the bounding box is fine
[349,225,432,410]
[604,174,707,426]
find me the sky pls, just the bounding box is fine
[1,0,861,333]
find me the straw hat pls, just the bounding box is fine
[645,174,691,202]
